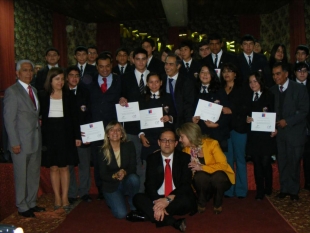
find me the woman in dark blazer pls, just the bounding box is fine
[220,63,251,198]
[98,121,139,219]
[192,64,231,154]
[246,71,277,200]
[39,67,81,210]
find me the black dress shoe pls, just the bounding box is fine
[81,194,92,202]
[126,210,146,222]
[68,198,78,204]
[173,218,186,232]
[30,206,46,212]
[18,209,35,218]
[276,192,288,199]
[290,194,299,201]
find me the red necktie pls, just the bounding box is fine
[165,159,172,197]
[28,85,36,109]
[101,77,107,93]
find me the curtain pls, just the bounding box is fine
[53,12,68,67]
[239,15,260,40]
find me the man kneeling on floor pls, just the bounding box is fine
[127,129,196,232]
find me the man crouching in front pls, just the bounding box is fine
[128,129,196,232]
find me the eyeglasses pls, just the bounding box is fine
[159,139,176,144]
[296,69,308,74]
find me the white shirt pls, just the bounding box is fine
[279,79,289,92]
[252,91,262,101]
[118,64,128,72]
[48,99,64,117]
[134,69,149,86]
[183,58,192,68]
[150,91,160,99]
[212,50,223,68]
[18,80,38,108]
[147,56,153,67]
[166,73,178,93]
[296,79,307,85]
[98,73,113,89]
[243,52,253,65]
[157,153,176,195]
[48,64,59,69]
[78,63,87,76]
[200,84,209,93]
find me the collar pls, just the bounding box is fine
[183,58,192,67]
[118,63,127,69]
[212,50,223,58]
[168,73,178,81]
[151,91,160,98]
[99,73,112,80]
[161,153,174,162]
[243,52,253,59]
[296,79,307,85]
[279,79,289,91]
[78,63,87,70]
[18,79,30,90]
[48,64,58,69]
[134,69,149,77]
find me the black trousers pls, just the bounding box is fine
[133,192,195,226]
[303,135,310,187]
[192,170,231,208]
[252,152,273,196]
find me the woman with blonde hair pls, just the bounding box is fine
[177,122,235,214]
[98,120,140,219]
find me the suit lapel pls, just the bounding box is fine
[16,82,38,114]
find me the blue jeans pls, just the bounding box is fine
[225,130,248,197]
[103,174,140,219]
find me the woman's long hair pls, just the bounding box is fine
[196,64,221,92]
[44,67,64,94]
[102,121,127,165]
[176,122,204,147]
[220,62,241,88]
[269,44,288,69]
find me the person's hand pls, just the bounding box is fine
[246,116,253,123]
[192,116,200,124]
[140,135,150,147]
[160,115,170,123]
[12,145,21,154]
[204,120,218,128]
[153,198,169,211]
[276,119,287,128]
[76,140,82,147]
[81,132,90,144]
[119,97,128,106]
[116,169,126,181]
[270,129,277,137]
[154,208,168,221]
[222,107,232,114]
[188,161,202,171]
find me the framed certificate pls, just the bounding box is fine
[251,112,276,132]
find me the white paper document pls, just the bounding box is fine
[251,112,276,132]
[80,121,105,143]
[194,99,223,123]
[140,107,164,130]
[115,102,140,122]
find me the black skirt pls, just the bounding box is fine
[41,117,79,167]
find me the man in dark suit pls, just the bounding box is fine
[293,62,310,190]
[200,33,237,78]
[119,48,150,191]
[270,62,309,200]
[4,60,45,217]
[179,40,201,80]
[112,47,134,75]
[237,34,272,87]
[87,45,98,66]
[35,47,60,91]
[75,46,97,85]
[141,38,165,75]
[162,54,195,128]
[129,129,196,232]
[88,53,122,199]
[66,66,93,204]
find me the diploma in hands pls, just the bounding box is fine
[140,107,164,130]
[80,121,105,143]
[251,112,276,132]
[115,102,140,122]
[194,99,223,123]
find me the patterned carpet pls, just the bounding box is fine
[1,190,309,233]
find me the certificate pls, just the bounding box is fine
[194,99,223,123]
[140,107,164,130]
[80,121,105,143]
[251,112,276,132]
[115,102,140,122]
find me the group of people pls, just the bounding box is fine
[3,32,310,232]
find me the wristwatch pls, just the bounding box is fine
[166,197,172,203]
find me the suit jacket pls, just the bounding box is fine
[99,141,137,192]
[79,64,97,85]
[112,63,134,75]
[147,56,165,75]
[179,59,201,81]
[3,82,41,154]
[88,73,121,139]
[121,71,145,134]
[145,150,194,201]
[270,80,309,146]
[162,73,196,128]
[237,53,273,87]
[35,66,49,91]
[201,51,238,70]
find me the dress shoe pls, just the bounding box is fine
[81,194,92,202]
[213,206,222,214]
[30,206,46,212]
[290,194,299,201]
[68,197,78,204]
[255,195,264,200]
[197,205,206,213]
[173,218,186,232]
[63,205,73,213]
[276,192,288,199]
[54,205,61,210]
[126,210,146,222]
[18,209,35,218]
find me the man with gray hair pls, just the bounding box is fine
[3,60,45,217]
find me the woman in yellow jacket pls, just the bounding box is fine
[177,122,235,214]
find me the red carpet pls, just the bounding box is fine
[53,192,296,233]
